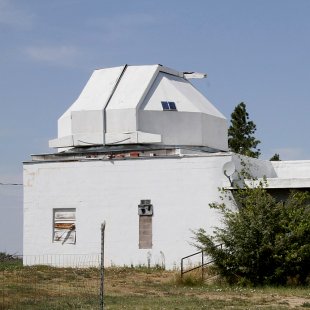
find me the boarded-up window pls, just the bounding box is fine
[53,208,76,244]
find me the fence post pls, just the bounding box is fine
[201,251,204,282]
[100,221,106,310]
[180,258,183,279]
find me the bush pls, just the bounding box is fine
[0,252,22,270]
[194,186,310,286]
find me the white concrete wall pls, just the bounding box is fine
[23,154,233,269]
[138,111,203,146]
[271,160,310,178]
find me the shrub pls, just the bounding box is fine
[194,186,310,286]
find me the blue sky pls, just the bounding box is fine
[1,0,310,254]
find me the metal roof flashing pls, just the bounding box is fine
[24,146,231,164]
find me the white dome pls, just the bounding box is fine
[49,64,228,151]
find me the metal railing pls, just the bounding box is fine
[180,245,222,281]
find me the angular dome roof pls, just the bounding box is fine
[49,64,228,151]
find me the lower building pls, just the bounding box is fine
[23,146,310,268]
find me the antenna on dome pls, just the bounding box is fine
[222,161,236,186]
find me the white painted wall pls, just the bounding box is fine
[58,66,125,138]
[231,156,310,189]
[23,152,310,268]
[271,160,310,178]
[23,154,233,269]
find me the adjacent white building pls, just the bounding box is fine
[23,64,310,268]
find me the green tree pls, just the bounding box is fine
[270,153,281,161]
[228,102,261,158]
[194,186,310,286]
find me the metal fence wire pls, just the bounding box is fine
[0,254,101,310]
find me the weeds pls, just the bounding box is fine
[1,263,309,309]
[0,252,22,270]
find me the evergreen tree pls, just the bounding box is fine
[228,102,261,158]
[270,153,281,161]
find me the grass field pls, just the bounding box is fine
[1,261,310,309]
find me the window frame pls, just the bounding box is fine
[53,208,76,244]
[161,101,177,111]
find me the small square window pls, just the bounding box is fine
[168,101,176,110]
[161,101,169,110]
[161,101,177,111]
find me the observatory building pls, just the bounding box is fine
[23,64,310,268]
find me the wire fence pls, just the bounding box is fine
[22,253,101,268]
[0,253,101,309]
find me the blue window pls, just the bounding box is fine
[168,101,176,110]
[161,101,177,111]
[161,101,169,110]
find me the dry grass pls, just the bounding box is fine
[0,263,309,309]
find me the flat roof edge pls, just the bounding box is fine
[23,150,231,164]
